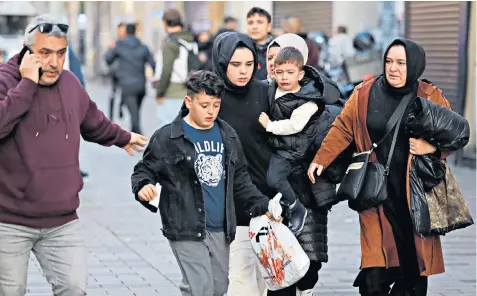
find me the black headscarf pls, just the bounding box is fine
[212,32,258,93]
[382,38,426,97]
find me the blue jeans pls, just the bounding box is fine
[0,220,87,296]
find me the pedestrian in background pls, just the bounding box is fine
[105,23,156,134]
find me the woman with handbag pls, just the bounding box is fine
[307,38,453,296]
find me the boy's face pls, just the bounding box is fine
[247,13,271,44]
[226,47,254,87]
[184,91,221,129]
[266,46,280,79]
[274,62,304,91]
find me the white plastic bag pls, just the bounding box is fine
[249,194,310,291]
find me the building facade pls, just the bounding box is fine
[405,1,475,165]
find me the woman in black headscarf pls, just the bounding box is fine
[308,38,452,295]
[209,31,274,296]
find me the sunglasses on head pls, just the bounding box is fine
[28,23,69,34]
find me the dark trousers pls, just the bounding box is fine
[266,154,298,206]
[356,268,428,296]
[387,277,427,296]
[360,277,427,296]
[109,75,125,121]
[267,261,322,295]
[121,89,145,134]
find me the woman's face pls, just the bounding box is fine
[266,46,280,79]
[385,45,407,88]
[226,47,254,86]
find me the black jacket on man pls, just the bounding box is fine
[131,110,269,242]
[253,34,274,81]
[211,32,277,226]
[105,36,155,92]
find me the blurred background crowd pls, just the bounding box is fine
[0,0,474,168]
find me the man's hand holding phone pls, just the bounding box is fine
[19,51,42,84]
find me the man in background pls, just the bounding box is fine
[105,23,156,134]
[155,8,196,128]
[281,17,319,68]
[108,22,127,121]
[328,25,355,67]
[246,7,273,80]
[215,16,238,37]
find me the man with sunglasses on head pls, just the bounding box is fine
[0,14,148,296]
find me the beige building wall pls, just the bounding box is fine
[66,1,80,54]
[208,2,225,34]
[332,1,380,37]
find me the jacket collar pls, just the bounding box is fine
[170,109,237,140]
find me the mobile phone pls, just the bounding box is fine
[18,46,43,78]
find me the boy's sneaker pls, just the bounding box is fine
[287,200,307,235]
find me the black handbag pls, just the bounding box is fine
[337,92,415,212]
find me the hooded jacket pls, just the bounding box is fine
[211,32,275,225]
[268,65,340,160]
[105,35,156,93]
[0,54,131,228]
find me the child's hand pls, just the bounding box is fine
[259,112,270,129]
[138,184,158,201]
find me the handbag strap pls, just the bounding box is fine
[373,91,415,149]
[374,92,415,175]
[383,111,405,175]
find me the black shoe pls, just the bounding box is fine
[80,170,89,179]
[287,200,307,235]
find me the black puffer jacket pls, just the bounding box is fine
[268,66,341,160]
[297,207,329,262]
[104,36,155,91]
[406,97,470,151]
[284,165,329,263]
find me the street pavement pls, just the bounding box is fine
[25,79,476,296]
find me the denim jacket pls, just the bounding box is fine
[131,111,269,242]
